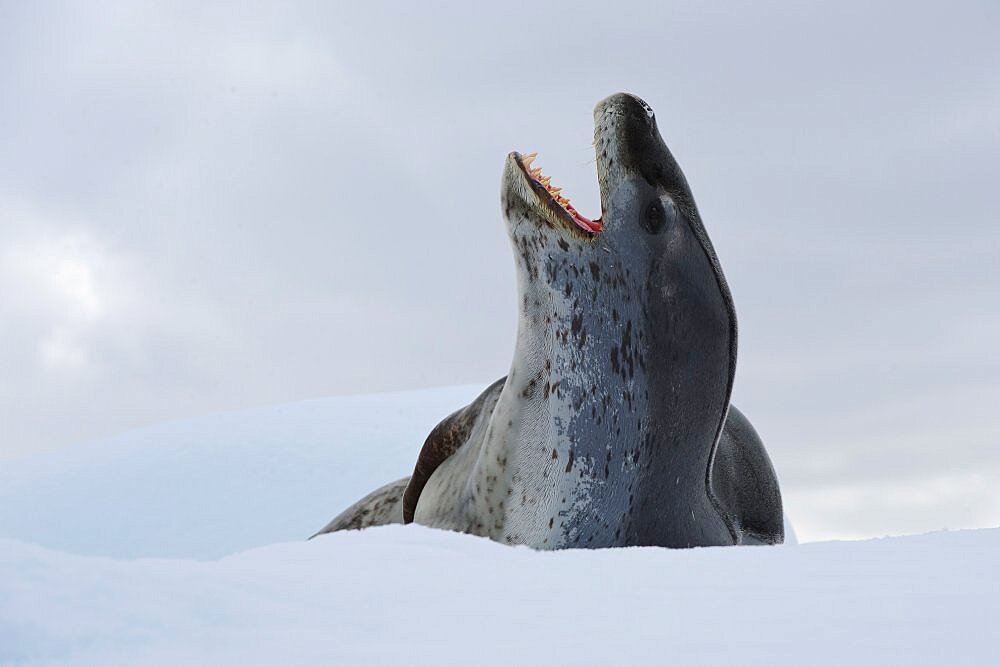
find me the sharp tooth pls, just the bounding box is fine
[522,152,538,166]
[549,187,561,195]
[530,168,542,178]
[540,176,551,186]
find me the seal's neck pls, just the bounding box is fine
[475,243,733,548]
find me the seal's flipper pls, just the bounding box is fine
[311,477,409,537]
[402,377,507,523]
[310,378,506,538]
[712,405,784,544]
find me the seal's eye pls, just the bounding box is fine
[643,199,672,234]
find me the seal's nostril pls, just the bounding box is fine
[629,95,655,119]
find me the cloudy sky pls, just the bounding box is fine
[2,1,998,540]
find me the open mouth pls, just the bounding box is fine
[513,151,603,235]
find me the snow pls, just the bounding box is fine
[1,385,998,664]
[2,527,998,665]
[0,385,485,560]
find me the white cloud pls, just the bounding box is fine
[0,206,132,370]
[788,468,1000,542]
[1,1,998,542]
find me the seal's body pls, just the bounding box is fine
[314,93,783,548]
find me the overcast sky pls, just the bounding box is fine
[2,1,998,540]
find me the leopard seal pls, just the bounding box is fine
[314,93,783,547]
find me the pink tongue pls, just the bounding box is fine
[521,152,601,233]
[565,205,603,233]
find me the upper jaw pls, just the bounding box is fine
[592,93,660,213]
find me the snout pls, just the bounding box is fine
[594,93,657,127]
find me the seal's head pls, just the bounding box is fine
[493,92,738,547]
[501,93,730,314]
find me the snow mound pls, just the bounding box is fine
[2,526,997,665]
[0,385,484,559]
[2,386,997,663]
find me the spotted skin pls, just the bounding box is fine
[314,93,783,548]
[311,477,408,536]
